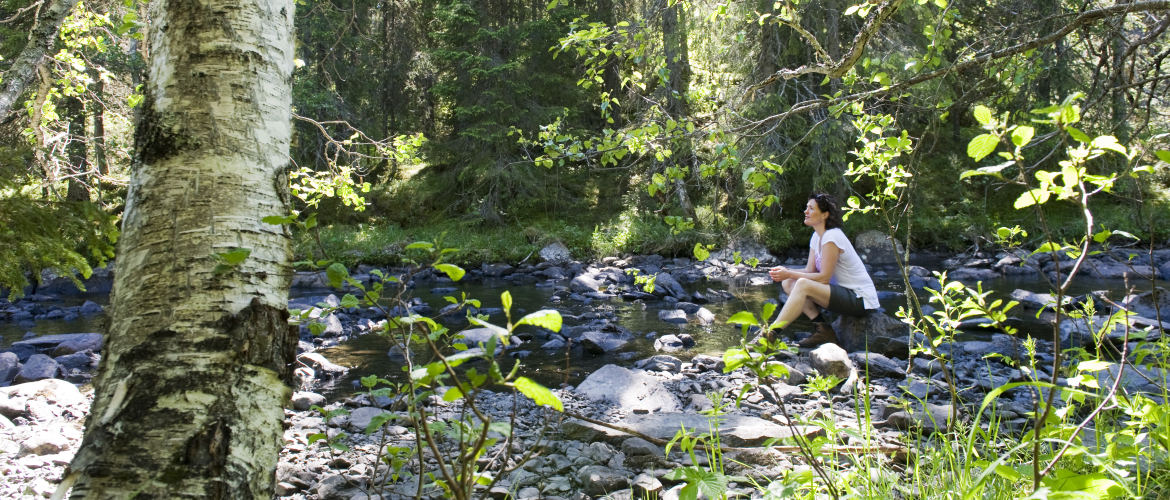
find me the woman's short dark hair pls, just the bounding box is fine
[809,192,844,230]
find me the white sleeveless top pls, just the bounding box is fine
[811,228,880,310]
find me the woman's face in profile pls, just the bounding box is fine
[804,199,827,228]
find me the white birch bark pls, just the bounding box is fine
[0,0,81,120]
[64,0,298,498]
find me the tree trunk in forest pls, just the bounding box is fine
[662,1,697,224]
[1110,3,1130,140]
[64,96,89,202]
[64,0,298,498]
[757,0,778,94]
[0,0,82,120]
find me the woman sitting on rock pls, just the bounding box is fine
[768,193,879,348]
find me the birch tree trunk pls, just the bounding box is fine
[64,0,299,498]
[0,0,81,120]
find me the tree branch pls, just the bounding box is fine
[0,0,80,120]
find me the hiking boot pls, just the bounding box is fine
[798,321,838,348]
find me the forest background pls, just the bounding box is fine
[2,0,1169,292]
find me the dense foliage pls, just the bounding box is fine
[1,0,1169,272]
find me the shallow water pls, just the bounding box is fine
[4,265,1166,398]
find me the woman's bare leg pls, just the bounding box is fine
[775,278,832,328]
[786,277,823,320]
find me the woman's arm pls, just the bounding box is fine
[770,243,840,283]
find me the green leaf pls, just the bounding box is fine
[326,263,348,288]
[1011,126,1034,147]
[262,214,297,225]
[442,387,465,402]
[722,348,752,373]
[967,134,999,162]
[1014,188,1050,209]
[219,248,252,265]
[727,311,758,326]
[1041,471,1122,498]
[514,376,563,411]
[1092,230,1112,244]
[959,161,1014,180]
[1065,126,1091,143]
[365,412,395,434]
[1156,150,1170,162]
[516,309,563,332]
[693,242,710,262]
[501,291,513,315]
[340,294,359,308]
[435,263,465,282]
[307,433,328,445]
[1077,360,1111,372]
[404,242,433,251]
[1090,135,1126,155]
[973,105,994,125]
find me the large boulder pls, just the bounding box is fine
[0,378,86,408]
[13,333,104,356]
[579,332,630,354]
[634,355,683,372]
[1121,288,1170,319]
[575,364,680,412]
[882,403,955,433]
[649,272,687,299]
[563,412,821,447]
[810,343,853,380]
[853,230,904,265]
[831,311,910,357]
[0,352,20,382]
[539,242,573,264]
[848,352,904,379]
[297,353,347,378]
[658,310,688,324]
[14,355,63,384]
[576,466,629,497]
[570,273,606,294]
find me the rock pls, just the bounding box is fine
[315,474,353,500]
[13,333,103,355]
[457,328,506,347]
[298,353,348,378]
[431,287,458,294]
[690,354,725,372]
[650,272,687,299]
[79,301,104,315]
[1096,363,1168,397]
[1122,287,1170,319]
[694,308,715,325]
[18,432,70,456]
[634,355,683,372]
[810,343,853,380]
[55,350,99,370]
[848,352,903,379]
[853,230,904,265]
[676,302,701,314]
[577,466,630,497]
[580,332,630,354]
[632,473,664,497]
[831,311,910,357]
[320,313,344,336]
[570,274,606,293]
[658,310,688,324]
[542,266,567,280]
[912,357,943,375]
[539,242,573,264]
[1010,289,1069,310]
[653,335,686,352]
[567,412,822,447]
[275,482,300,496]
[0,378,85,408]
[961,334,1024,361]
[348,407,394,433]
[898,378,932,399]
[710,239,776,266]
[292,392,326,411]
[575,364,681,412]
[542,338,566,350]
[883,404,955,433]
[482,263,516,277]
[1086,261,1153,279]
[0,352,19,382]
[621,437,664,457]
[14,355,63,384]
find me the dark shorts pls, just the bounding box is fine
[826,284,867,317]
